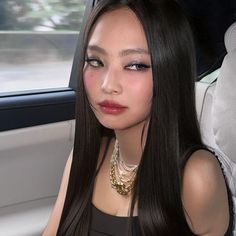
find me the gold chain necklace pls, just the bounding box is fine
[109,140,139,195]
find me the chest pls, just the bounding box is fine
[92,154,136,217]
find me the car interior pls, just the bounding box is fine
[0,1,235,235]
[196,21,236,235]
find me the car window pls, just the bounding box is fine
[0,0,86,95]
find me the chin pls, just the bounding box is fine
[98,119,127,130]
[100,121,127,130]
[99,118,148,132]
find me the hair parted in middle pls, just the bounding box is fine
[57,0,203,235]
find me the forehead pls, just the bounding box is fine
[88,7,148,52]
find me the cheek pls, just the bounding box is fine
[83,70,93,88]
[83,69,99,97]
[126,74,153,103]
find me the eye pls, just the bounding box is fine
[125,62,151,71]
[85,57,104,68]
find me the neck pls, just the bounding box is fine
[114,120,149,165]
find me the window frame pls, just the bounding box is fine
[0,0,95,131]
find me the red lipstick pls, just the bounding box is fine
[98,100,127,115]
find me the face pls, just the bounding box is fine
[84,7,153,130]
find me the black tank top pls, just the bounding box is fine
[90,196,234,236]
[89,149,235,236]
[89,204,141,236]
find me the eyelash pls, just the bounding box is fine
[125,63,151,71]
[85,58,104,68]
[85,57,151,71]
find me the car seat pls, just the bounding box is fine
[197,22,236,233]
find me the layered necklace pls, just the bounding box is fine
[109,140,139,195]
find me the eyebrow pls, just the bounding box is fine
[87,45,107,55]
[119,48,150,56]
[87,45,150,56]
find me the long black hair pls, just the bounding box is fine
[57,0,203,235]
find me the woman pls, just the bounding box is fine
[43,0,234,235]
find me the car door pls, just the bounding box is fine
[0,0,94,235]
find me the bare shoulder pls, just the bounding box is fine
[42,150,73,236]
[183,149,225,189]
[182,149,230,235]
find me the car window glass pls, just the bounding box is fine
[0,0,86,94]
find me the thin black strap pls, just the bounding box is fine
[207,148,235,236]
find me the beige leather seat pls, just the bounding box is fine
[197,22,236,233]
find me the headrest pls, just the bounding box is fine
[225,22,236,52]
[212,48,236,164]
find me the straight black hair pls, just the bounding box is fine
[57,0,204,235]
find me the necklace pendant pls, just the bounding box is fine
[109,139,138,196]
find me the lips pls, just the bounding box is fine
[98,100,127,115]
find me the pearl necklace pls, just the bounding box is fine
[109,140,139,195]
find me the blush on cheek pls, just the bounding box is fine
[83,71,96,89]
[127,78,153,96]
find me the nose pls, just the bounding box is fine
[101,67,122,94]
